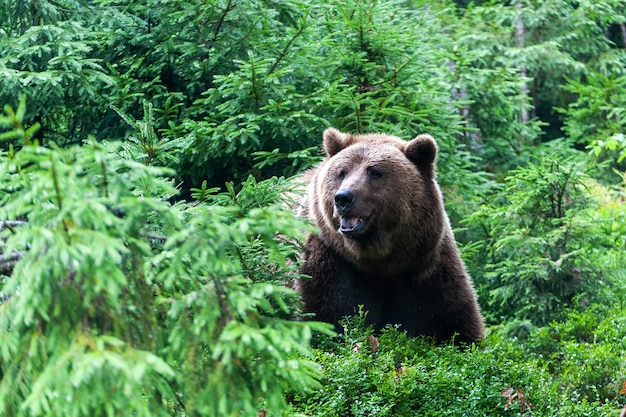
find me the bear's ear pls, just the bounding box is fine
[405,134,438,176]
[323,127,353,157]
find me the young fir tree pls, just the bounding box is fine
[0,99,329,417]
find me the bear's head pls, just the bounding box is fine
[311,127,447,276]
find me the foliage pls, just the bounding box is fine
[559,71,626,177]
[2,0,626,415]
[521,303,626,404]
[447,1,545,171]
[0,103,330,416]
[561,72,626,145]
[169,0,476,190]
[463,150,626,326]
[290,317,615,417]
[0,95,41,145]
[0,0,114,144]
[90,0,330,187]
[2,0,625,185]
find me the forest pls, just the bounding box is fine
[1,0,626,415]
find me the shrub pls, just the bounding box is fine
[0,100,330,416]
[522,303,626,404]
[289,317,615,416]
[463,150,625,326]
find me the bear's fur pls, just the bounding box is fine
[295,128,485,344]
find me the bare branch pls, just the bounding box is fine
[0,220,26,231]
[0,251,25,276]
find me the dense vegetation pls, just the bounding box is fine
[1,0,625,416]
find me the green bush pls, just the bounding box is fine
[171,0,475,190]
[290,317,615,417]
[0,101,330,416]
[559,72,626,180]
[463,150,626,326]
[0,0,114,144]
[521,303,626,404]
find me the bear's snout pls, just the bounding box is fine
[334,189,355,215]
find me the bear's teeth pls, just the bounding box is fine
[339,216,365,233]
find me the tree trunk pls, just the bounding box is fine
[515,1,529,125]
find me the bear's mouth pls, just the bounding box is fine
[339,215,367,235]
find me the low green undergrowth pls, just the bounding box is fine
[288,310,624,417]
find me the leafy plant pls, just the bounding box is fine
[0,101,330,416]
[0,96,41,145]
[290,320,615,417]
[521,303,626,404]
[464,151,624,325]
[0,0,114,144]
[558,72,626,179]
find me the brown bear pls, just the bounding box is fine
[295,127,485,344]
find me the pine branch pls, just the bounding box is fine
[267,8,311,76]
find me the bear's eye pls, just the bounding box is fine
[338,170,347,180]
[367,168,382,179]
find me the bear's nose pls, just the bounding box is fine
[334,190,355,214]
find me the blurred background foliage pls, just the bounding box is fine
[1,0,626,416]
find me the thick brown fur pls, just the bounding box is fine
[295,128,485,344]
